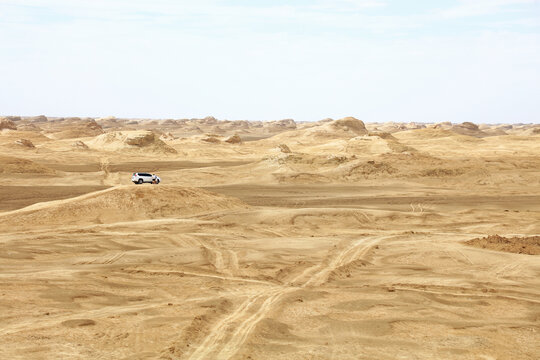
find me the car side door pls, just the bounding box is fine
[141,173,152,182]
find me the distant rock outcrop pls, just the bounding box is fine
[4,116,22,122]
[125,131,158,146]
[0,118,17,130]
[200,116,218,125]
[265,119,297,132]
[329,117,367,135]
[452,122,488,137]
[47,119,104,139]
[458,122,479,131]
[30,115,48,123]
[88,131,177,153]
[17,123,41,131]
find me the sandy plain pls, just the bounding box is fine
[0,116,539,359]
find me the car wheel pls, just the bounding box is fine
[137,179,143,184]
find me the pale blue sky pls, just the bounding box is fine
[1,0,539,123]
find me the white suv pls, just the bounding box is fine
[132,172,161,184]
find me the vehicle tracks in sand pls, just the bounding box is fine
[123,268,276,287]
[74,251,125,265]
[184,235,389,360]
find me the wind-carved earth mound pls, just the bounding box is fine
[160,132,177,141]
[88,131,177,153]
[347,132,415,155]
[48,120,104,139]
[271,117,368,143]
[202,135,221,143]
[71,140,89,149]
[16,123,41,132]
[263,119,297,132]
[30,115,48,123]
[451,122,489,137]
[0,118,17,130]
[329,117,368,134]
[224,134,242,144]
[14,139,35,148]
[278,144,292,153]
[0,186,248,229]
[0,156,55,174]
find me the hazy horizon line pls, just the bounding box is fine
[2,113,538,125]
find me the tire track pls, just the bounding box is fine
[186,289,279,360]
[124,268,275,286]
[185,235,387,360]
[74,251,125,265]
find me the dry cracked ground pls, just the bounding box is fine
[0,116,539,359]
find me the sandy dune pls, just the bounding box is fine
[0,116,539,359]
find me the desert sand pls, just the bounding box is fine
[0,115,539,359]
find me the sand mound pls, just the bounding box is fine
[263,119,297,132]
[0,130,52,147]
[71,140,89,149]
[347,133,414,155]
[199,116,218,125]
[452,122,488,137]
[220,120,250,132]
[14,139,35,148]
[0,118,17,130]
[30,115,48,123]
[224,134,242,144]
[16,123,41,131]
[202,135,221,143]
[519,126,540,136]
[88,131,177,153]
[400,128,464,139]
[2,116,21,122]
[271,152,479,184]
[466,235,540,255]
[432,121,453,130]
[330,117,367,134]
[160,132,177,141]
[460,122,479,131]
[125,131,157,146]
[271,117,367,143]
[0,186,248,228]
[278,144,292,153]
[0,156,55,174]
[48,120,104,139]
